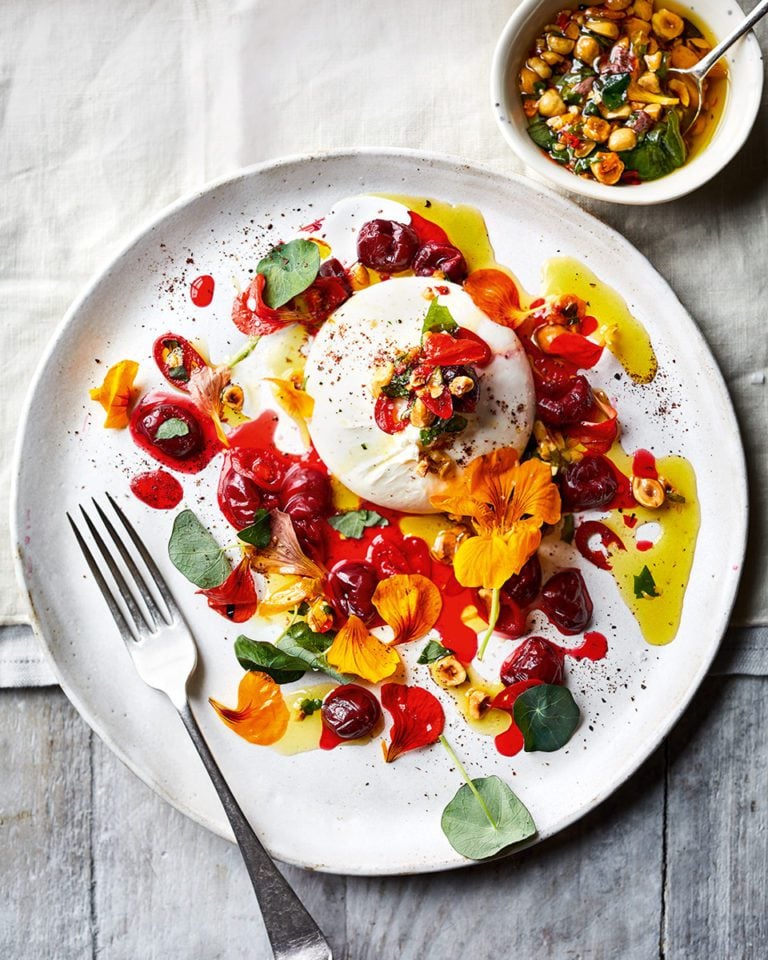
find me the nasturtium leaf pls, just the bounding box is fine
[237,509,272,549]
[234,636,306,684]
[256,238,321,308]
[154,417,190,440]
[634,564,659,599]
[422,299,459,337]
[441,775,536,859]
[168,510,230,589]
[513,684,580,752]
[595,71,630,110]
[327,509,388,540]
[417,640,452,664]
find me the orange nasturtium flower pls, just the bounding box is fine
[372,574,442,645]
[209,671,289,745]
[431,447,561,659]
[326,614,401,684]
[89,359,139,428]
[264,375,314,447]
[464,269,532,329]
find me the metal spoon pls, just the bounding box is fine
[669,0,768,133]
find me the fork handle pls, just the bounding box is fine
[692,0,768,80]
[177,701,333,960]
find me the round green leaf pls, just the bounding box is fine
[256,239,321,308]
[513,684,580,753]
[168,510,230,589]
[441,775,536,860]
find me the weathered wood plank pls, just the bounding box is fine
[665,677,768,959]
[0,689,92,959]
[89,732,347,960]
[346,749,665,960]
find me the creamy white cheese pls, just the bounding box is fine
[304,276,535,513]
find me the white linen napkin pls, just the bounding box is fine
[2,0,766,685]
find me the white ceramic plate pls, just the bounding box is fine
[11,150,747,875]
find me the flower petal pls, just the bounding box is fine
[197,557,258,622]
[381,683,445,762]
[372,574,443,644]
[454,527,542,590]
[325,614,401,683]
[249,510,325,580]
[209,671,289,745]
[257,575,324,617]
[508,457,562,526]
[464,269,526,328]
[89,359,139,428]
[264,376,314,446]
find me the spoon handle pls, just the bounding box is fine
[692,0,768,79]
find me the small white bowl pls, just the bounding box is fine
[491,0,764,204]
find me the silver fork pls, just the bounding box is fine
[68,494,333,960]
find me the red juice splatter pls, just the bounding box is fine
[562,631,608,662]
[632,448,658,479]
[129,469,183,509]
[637,540,653,552]
[190,274,215,307]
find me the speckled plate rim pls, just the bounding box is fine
[10,148,748,875]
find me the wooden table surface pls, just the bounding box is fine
[3,18,768,955]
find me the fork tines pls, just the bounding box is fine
[67,494,176,644]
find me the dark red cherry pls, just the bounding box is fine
[540,569,593,635]
[502,554,542,607]
[560,456,618,512]
[357,219,419,273]
[536,375,593,426]
[135,402,203,459]
[217,463,263,529]
[327,560,379,624]
[280,464,331,513]
[291,516,327,562]
[318,257,352,296]
[230,448,286,493]
[500,636,565,686]
[321,684,381,740]
[412,242,468,283]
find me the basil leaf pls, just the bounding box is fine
[513,684,581,752]
[257,238,321,309]
[168,510,230,589]
[527,118,557,151]
[278,622,349,683]
[300,698,323,716]
[595,72,630,110]
[155,417,190,440]
[285,620,334,655]
[621,112,686,181]
[555,65,595,104]
[419,414,468,448]
[237,509,272,549]
[328,509,388,540]
[234,636,306,684]
[634,564,660,599]
[422,299,458,337]
[441,775,536,860]
[417,640,452,664]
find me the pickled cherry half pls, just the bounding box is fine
[540,569,593,635]
[321,684,381,740]
[327,560,379,624]
[357,219,419,273]
[500,636,565,686]
[560,456,618,512]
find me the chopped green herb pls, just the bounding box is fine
[299,698,323,716]
[634,564,660,599]
[422,299,459,338]
[417,640,452,664]
[328,509,388,539]
[419,414,468,448]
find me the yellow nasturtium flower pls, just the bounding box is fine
[431,447,561,659]
[89,359,139,428]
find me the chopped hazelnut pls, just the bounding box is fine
[371,361,395,398]
[410,398,436,428]
[429,656,467,688]
[466,688,492,721]
[448,375,475,397]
